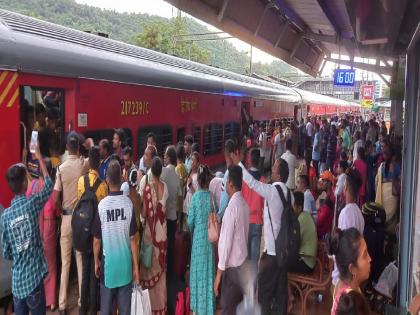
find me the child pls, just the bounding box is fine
[297,175,317,223]
[335,161,348,199]
[289,191,317,274]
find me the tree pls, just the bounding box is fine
[135,17,210,64]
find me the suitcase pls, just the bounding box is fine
[174,228,191,280]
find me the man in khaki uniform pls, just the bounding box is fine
[54,132,91,315]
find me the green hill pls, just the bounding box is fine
[0,0,298,78]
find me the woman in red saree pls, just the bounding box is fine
[139,157,169,315]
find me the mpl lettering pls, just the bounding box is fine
[106,208,127,222]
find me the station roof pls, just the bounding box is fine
[166,0,420,76]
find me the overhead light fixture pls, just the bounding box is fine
[361,38,388,45]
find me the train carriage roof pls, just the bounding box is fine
[0,9,300,103]
[294,88,352,107]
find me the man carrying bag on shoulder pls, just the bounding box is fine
[232,152,296,315]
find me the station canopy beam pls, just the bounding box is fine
[165,0,420,77]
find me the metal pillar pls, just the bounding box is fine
[397,28,420,309]
[390,57,405,137]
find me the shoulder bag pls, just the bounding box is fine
[208,191,220,243]
[140,175,154,269]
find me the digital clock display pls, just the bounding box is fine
[333,69,355,86]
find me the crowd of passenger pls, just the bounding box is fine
[2,111,420,315]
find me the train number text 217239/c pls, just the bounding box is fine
[120,100,149,116]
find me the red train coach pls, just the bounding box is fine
[0,10,301,207]
[295,88,360,117]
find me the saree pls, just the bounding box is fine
[375,163,398,233]
[139,180,168,315]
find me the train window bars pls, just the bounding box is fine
[137,125,172,158]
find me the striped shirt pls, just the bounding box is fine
[93,191,137,288]
[1,176,53,298]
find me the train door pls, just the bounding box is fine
[294,105,299,121]
[19,86,65,176]
[241,101,251,137]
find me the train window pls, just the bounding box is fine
[83,128,132,148]
[177,128,185,144]
[224,122,240,143]
[192,125,201,147]
[203,123,223,156]
[138,125,172,157]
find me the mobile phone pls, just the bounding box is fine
[29,131,38,153]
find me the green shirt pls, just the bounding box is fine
[341,129,351,151]
[298,211,318,269]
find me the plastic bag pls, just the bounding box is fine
[375,261,398,298]
[131,284,152,315]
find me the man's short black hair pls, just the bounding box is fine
[176,143,185,161]
[151,156,163,177]
[228,165,242,191]
[293,191,304,209]
[166,145,177,165]
[250,148,260,168]
[123,146,133,158]
[184,135,194,145]
[107,160,121,186]
[109,154,122,165]
[286,138,293,151]
[192,143,200,154]
[99,139,111,154]
[89,146,101,170]
[147,132,156,143]
[278,158,289,183]
[298,175,309,189]
[114,128,125,145]
[6,164,27,194]
[224,139,238,154]
[339,160,348,171]
[346,168,362,198]
[67,131,80,153]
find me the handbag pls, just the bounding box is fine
[131,284,152,315]
[140,238,153,269]
[208,192,220,243]
[140,175,155,269]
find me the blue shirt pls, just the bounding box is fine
[185,156,192,174]
[312,132,321,161]
[1,176,53,298]
[218,170,229,219]
[99,156,111,181]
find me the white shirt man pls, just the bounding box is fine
[274,132,285,161]
[238,159,294,315]
[258,130,268,158]
[332,202,365,285]
[352,139,364,162]
[238,163,294,256]
[306,120,314,138]
[281,145,298,190]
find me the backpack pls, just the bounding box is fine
[268,185,301,269]
[72,175,101,253]
[362,202,386,282]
